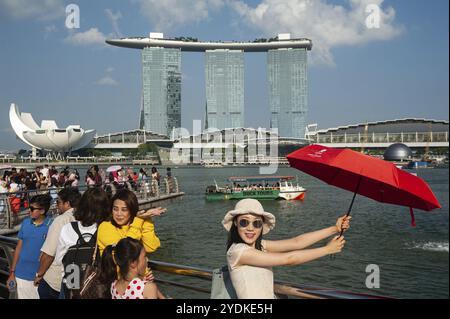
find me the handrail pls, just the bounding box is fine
[0,235,18,247]
[0,236,17,299]
[147,260,388,299]
[0,177,181,232]
[0,236,388,299]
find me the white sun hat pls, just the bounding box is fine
[222,198,276,235]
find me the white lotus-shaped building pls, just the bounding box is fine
[9,103,96,152]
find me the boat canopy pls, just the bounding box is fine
[228,176,295,183]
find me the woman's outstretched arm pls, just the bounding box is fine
[239,236,346,268]
[264,215,351,253]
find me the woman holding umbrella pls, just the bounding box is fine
[222,198,350,299]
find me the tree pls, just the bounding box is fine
[137,143,161,162]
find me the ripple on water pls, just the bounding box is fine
[407,241,449,253]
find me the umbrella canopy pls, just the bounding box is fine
[287,145,441,227]
[106,165,122,173]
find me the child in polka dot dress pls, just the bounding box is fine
[111,278,148,299]
[101,237,158,299]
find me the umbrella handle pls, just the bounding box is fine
[338,176,362,238]
[338,212,351,238]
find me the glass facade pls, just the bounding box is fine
[141,47,181,137]
[205,50,244,130]
[268,48,308,138]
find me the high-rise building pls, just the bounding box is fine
[268,48,308,138]
[141,47,181,137]
[107,33,312,138]
[205,50,244,130]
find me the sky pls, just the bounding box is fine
[0,0,448,151]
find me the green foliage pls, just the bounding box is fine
[138,143,158,155]
[86,149,112,157]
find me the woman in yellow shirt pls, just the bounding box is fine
[97,189,166,298]
[97,189,165,256]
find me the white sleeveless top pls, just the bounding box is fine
[227,241,274,299]
[111,278,147,299]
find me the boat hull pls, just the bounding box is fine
[278,191,306,201]
[206,189,306,201]
[206,189,280,200]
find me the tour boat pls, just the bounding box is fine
[205,176,306,201]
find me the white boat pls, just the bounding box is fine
[206,176,306,201]
[278,180,307,200]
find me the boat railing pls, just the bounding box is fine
[0,177,180,232]
[0,235,388,299]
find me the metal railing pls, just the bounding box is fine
[314,131,449,144]
[0,235,387,299]
[0,236,18,299]
[0,177,180,231]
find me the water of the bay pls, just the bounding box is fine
[78,166,449,298]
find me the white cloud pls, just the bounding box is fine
[105,9,122,37]
[230,0,404,65]
[95,67,118,86]
[44,24,57,38]
[64,28,107,46]
[45,24,57,33]
[95,76,118,86]
[0,0,64,20]
[134,0,224,30]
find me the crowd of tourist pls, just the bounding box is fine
[0,165,172,216]
[6,187,166,299]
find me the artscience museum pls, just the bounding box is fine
[9,103,95,154]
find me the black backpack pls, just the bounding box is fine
[62,222,99,299]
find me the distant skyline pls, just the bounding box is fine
[0,0,448,151]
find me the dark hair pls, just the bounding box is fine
[74,188,110,227]
[100,237,144,287]
[29,194,52,216]
[226,216,263,251]
[151,167,157,173]
[58,187,81,209]
[110,189,139,228]
[50,177,58,187]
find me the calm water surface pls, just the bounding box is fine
[82,166,449,298]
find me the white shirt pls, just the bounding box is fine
[41,168,49,178]
[227,241,274,299]
[40,209,75,291]
[55,221,97,266]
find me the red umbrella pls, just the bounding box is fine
[287,144,441,234]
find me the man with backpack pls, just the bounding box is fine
[54,188,110,298]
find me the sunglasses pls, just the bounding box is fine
[238,219,263,229]
[29,206,44,212]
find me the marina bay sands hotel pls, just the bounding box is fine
[106,33,312,139]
